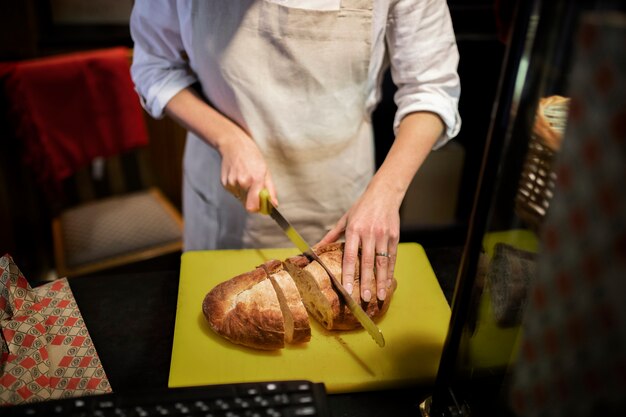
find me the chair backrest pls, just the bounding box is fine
[58,149,153,213]
[1,47,150,213]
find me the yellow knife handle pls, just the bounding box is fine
[259,188,271,216]
[229,187,271,215]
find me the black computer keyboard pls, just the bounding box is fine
[3,380,331,417]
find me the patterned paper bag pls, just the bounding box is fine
[0,254,111,405]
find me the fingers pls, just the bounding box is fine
[246,171,278,212]
[342,232,359,298]
[364,238,394,302]
[223,172,277,213]
[357,234,398,303]
[359,239,375,303]
[222,171,253,207]
[318,215,347,247]
[219,137,273,213]
[387,246,398,289]
[383,233,400,298]
[317,217,363,297]
[264,171,279,207]
[339,214,399,303]
[374,244,389,301]
[245,184,262,212]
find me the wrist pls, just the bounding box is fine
[367,174,407,209]
[212,125,249,157]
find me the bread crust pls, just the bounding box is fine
[262,259,284,275]
[202,265,285,350]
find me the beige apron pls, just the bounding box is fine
[184,0,375,250]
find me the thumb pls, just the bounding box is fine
[264,171,279,207]
[317,215,347,247]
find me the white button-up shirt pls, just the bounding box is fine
[130,0,461,146]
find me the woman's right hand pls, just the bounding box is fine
[164,88,278,212]
[217,132,278,212]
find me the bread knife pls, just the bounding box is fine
[259,189,385,347]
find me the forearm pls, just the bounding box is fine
[368,111,445,207]
[165,87,277,210]
[164,87,249,154]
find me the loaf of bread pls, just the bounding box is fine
[202,243,395,350]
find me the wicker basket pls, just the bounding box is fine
[515,95,570,231]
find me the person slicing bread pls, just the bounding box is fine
[130,0,461,305]
[202,242,398,350]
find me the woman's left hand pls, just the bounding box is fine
[318,182,401,303]
[317,112,446,304]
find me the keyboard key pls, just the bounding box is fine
[290,393,314,404]
[284,382,312,393]
[284,406,317,417]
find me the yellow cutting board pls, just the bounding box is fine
[169,243,451,393]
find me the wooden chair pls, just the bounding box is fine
[51,152,183,278]
[2,47,183,278]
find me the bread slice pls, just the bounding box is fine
[202,264,285,350]
[263,260,311,345]
[285,242,395,330]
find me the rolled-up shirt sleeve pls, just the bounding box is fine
[387,0,461,148]
[130,0,197,119]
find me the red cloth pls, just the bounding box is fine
[1,47,148,187]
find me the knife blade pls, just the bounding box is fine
[259,189,385,347]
